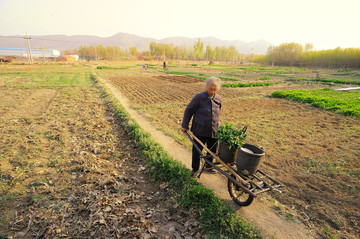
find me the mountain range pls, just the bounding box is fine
[0,32,271,54]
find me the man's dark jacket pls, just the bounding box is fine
[181,91,221,138]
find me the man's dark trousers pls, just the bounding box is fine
[192,136,218,172]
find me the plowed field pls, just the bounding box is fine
[0,65,202,238]
[99,65,360,239]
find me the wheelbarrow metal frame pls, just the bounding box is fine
[185,130,257,198]
[185,130,282,204]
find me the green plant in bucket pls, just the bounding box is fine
[216,123,247,149]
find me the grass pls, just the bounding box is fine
[163,69,242,81]
[322,227,338,239]
[97,65,130,70]
[223,82,274,88]
[303,157,359,179]
[96,75,261,239]
[272,88,360,116]
[0,65,92,88]
[163,69,208,80]
[295,77,360,85]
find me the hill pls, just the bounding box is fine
[0,32,271,54]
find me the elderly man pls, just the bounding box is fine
[181,76,221,176]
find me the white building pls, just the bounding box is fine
[0,47,61,58]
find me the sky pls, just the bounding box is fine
[0,0,359,49]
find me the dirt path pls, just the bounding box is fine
[96,72,315,239]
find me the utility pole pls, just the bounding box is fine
[24,42,30,62]
[41,42,46,62]
[24,33,33,63]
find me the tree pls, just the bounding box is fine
[129,47,137,57]
[149,42,157,55]
[252,43,360,69]
[194,38,204,60]
[304,43,314,53]
[205,45,213,60]
[228,46,237,62]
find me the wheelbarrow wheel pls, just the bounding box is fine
[227,174,254,207]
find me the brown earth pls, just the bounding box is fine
[99,70,360,239]
[97,71,316,239]
[0,76,202,238]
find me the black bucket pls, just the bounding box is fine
[218,142,236,164]
[236,143,265,175]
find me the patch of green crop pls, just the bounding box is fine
[223,82,274,88]
[259,76,271,80]
[332,73,352,76]
[295,77,360,85]
[218,76,242,81]
[337,69,353,72]
[163,70,241,82]
[272,88,360,116]
[163,70,207,80]
[97,65,129,70]
[266,73,287,77]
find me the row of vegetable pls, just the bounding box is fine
[272,88,360,116]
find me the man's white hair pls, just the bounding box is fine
[206,76,221,88]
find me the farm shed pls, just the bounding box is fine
[0,47,60,58]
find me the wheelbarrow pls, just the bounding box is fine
[185,130,282,207]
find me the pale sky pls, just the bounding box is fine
[0,0,359,49]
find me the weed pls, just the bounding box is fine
[273,205,281,211]
[28,178,48,188]
[350,168,360,179]
[51,205,62,211]
[0,193,17,208]
[29,194,45,204]
[44,158,62,168]
[0,233,8,239]
[284,213,295,222]
[322,227,337,239]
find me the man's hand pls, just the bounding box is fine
[180,127,187,133]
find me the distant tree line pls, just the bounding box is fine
[71,41,359,69]
[250,43,360,69]
[71,39,242,62]
[72,45,138,60]
[149,39,242,62]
